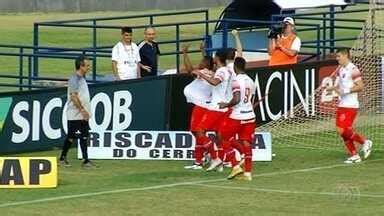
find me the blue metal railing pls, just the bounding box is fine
[0,47,103,91]
[271,7,370,58]
[33,9,210,78]
[0,5,375,91]
[32,18,322,73]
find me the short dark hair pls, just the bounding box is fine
[75,55,89,70]
[234,57,246,71]
[336,47,350,58]
[215,48,227,64]
[226,48,236,60]
[202,56,214,70]
[121,26,133,34]
[144,26,155,32]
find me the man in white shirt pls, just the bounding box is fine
[112,27,147,80]
[326,48,372,164]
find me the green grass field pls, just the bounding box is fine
[1,3,384,216]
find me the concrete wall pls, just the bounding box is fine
[0,0,231,12]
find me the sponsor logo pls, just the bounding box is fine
[253,68,316,122]
[81,131,272,161]
[10,90,132,144]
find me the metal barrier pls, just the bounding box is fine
[32,18,322,74]
[0,45,103,91]
[272,6,370,58]
[0,5,374,91]
[33,9,210,78]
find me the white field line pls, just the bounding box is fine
[192,184,384,198]
[0,159,382,208]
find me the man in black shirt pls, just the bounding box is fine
[138,27,161,77]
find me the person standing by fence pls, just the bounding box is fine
[112,27,145,80]
[138,27,161,77]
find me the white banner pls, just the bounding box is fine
[78,131,272,161]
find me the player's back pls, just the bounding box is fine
[230,73,256,120]
[183,68,213,108]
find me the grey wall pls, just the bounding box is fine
[0,0,231,12]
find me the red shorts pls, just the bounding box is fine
[195,109,230,131]
[218,117,256,143]
[190,105,209,132]
[336,107,358,128]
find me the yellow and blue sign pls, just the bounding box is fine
[0,157,57,188]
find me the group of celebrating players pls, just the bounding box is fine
[181,29,373,181]
[183,30,256,181]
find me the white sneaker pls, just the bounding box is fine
[217,164,224,172]
[223,162,232,168]
[203,153,211,166]
[184,163,203,170]
[344,155,362,164]
[361,140,373,159]
[206,159,222,172]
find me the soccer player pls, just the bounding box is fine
[217,57,256,180]
[223,29,245,164]
[183,44,215,170]
[327,48,372,164]
[191,49,234,171]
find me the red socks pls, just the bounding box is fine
[351,133,365,145]
[230,138,244,155]
[196,135,217,163]
[222,140,238,167]
[341,128,365,155]
[243,145,252,172]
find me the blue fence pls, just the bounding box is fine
[0,5,372,91]
[33,9,210,78]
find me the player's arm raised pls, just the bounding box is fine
[182,44,194,73]
[231,29,243,58]
[192,69,222,86]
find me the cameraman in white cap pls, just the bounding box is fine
[268,17,301,66]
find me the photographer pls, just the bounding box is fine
[268,17,301,66]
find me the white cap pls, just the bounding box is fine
[283,17,295,26]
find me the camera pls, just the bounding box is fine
[267,25,283,39]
